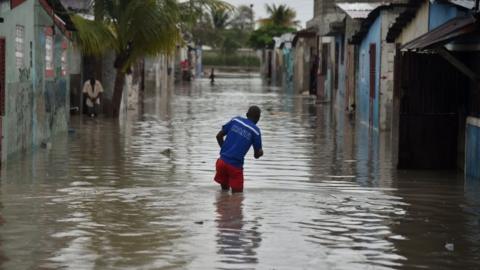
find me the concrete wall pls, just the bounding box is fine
[357,15,381,129]
[396,1,429,45]
[0,0,71,160]
[379,10,398,131]
[293,40,306,94]
[0,1,35,84]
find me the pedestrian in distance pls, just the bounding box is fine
[209,68,215,85]
[214,106,264,193]
[82,76,104,118]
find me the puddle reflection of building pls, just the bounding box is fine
[215,193,261,268]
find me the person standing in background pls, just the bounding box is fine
[83,76,104,118]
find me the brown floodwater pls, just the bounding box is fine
[0,78,479,270]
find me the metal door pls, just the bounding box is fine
[397,52,466,169]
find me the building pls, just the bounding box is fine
[386,0,480,176]
[0,0,78,162]
[292,29,317,95]
[307,0,393,103]
[349,4,404,131]
[334,3,382,116]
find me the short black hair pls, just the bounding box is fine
[247,106,261,123]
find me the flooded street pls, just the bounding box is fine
[1,78,480,270]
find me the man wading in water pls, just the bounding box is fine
[214,106,264,193]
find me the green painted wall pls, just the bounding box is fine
[0,0,72,161]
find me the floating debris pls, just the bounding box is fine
[161,148,172,157]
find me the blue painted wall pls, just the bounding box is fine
[466,120,480,179]
[429,2,468,30]
[356,14,381,129]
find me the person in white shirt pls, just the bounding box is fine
[82,77,104,118]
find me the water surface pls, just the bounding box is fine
[0,78,479,270]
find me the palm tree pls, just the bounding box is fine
[211,7,232,30]
[72,0,230,117]
[259,4,299,28]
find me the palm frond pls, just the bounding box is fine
[71,14,116,56]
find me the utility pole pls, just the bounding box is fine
[249,4,254,78]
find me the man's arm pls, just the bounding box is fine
[254,149,263,159]
[216,130,226,148]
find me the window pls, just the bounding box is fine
[15,25,24,69]
[45,27,54,77]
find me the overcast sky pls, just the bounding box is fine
[226,0,314,29]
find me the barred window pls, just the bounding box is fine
[15,25,24,68]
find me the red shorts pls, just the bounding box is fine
[214,159,244,192]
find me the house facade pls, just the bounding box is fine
[0,0,79,162]
[386,0,480,174]
[349,5,403,131]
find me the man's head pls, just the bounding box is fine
[246,106,261,124]
[89,73,96,85]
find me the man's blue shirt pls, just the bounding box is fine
[220,117,262,169]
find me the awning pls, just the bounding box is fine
[401,16,478,51]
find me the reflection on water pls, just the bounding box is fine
[215,192,261,268]
[0,78,479,269]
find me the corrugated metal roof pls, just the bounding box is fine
[401,15,476,50]
[335,3,386,19]
[431,0,476,9]
[447,0,475,9]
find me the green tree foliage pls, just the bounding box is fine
[192,4,254,53]
[71,0,230,117]
[259,4,299,28]
[249,24,295,49]
[249,4,298,49]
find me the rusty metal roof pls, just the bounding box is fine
[336,3,386,19]
[401,15,478,51]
